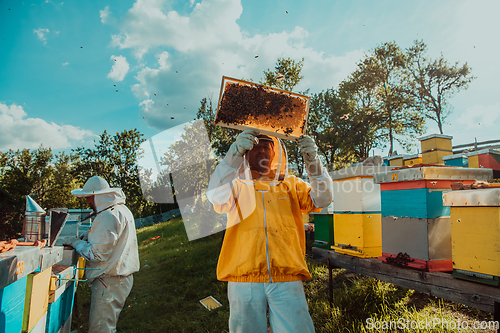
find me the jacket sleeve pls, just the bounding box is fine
[206,147,243,207]
[74,210,121,262]
[307,161,334,209]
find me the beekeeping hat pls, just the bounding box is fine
[255,134,274,148]
[71,176,121,197]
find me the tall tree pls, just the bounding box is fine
[260,57,306,177]
[0,146,53,239]
[196,97,239,158]
[356,42,425,154]
[406,40,476,134]
[261,57,304,92]
[73,129,152,218]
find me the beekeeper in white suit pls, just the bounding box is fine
[62,176,140,333]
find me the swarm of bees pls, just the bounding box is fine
[215,83,306,137]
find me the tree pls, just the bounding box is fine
[355,42,425,154]
[260,57,304,92]
[0,146,53,239]
[406,40,476,134]
[196,97,239,158]
[73,129,153,218]
[260,57,307,177]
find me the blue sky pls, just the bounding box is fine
[1,0,499,155]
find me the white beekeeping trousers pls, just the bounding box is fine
[228,281,315,333]
[88,275,134,333]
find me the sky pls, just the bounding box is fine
[1,0,499,156]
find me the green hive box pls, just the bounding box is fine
[313,214,334,249]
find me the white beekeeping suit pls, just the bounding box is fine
[62,176,140,333]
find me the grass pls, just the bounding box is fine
[72,218,497,332]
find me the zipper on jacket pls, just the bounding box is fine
[261,191,273,283]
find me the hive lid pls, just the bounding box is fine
[443,188,500,207]
[465,149,500,157]
[442,153,467,161]
[403,154,421,160]
[26,195,45,213]
[330,165,396,180]
[214,76,310,141]
[418,134,453,141]
[373,166,493,184]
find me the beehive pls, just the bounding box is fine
[214,76,310,140]
[442,153,468,168]
[312,206,334,249]
[0,246,41,333]
[387,155,404,167]
[47,265,76,333]
[329,165,394,257]
[22,267,52,333]
[419,134,453,152]
[466,149,500,178]
[443,188,500,285]
[374,166,493,271]
[403,154,422,166]
[418,134,453,165]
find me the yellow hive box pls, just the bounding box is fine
[419,134,453,153]
[388,155,404,167]
[22,267,52,333]
[467,154,479,168]
[332,213,381,258]
[403,154,422,166]
[421,150,452,165]
[450,206,500,277]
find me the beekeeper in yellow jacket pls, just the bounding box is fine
[62,176,140,333]
[207,129,333,333]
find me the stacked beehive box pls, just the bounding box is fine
[443,188,500,286]
[466,149,500,178]
[374,166,492,271]
[330,165,394,258]
[442,153,468,167]
[387,155,405,167]
[403,154,422,166]
[312,205,334,250]
[419,134,453,165]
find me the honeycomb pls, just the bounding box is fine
[215,81,308,138]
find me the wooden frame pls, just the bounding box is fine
[313,247,500,315]
[214,76,311,141]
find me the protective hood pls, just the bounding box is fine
[94,189,126,213]
[240,135,288,181]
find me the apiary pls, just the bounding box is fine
[442,153,468,168]
[418,134,453,165]
[329,165,395,258]
[373,166,493,271]
[466,149,500,178]
[443,188,500,286]
[214,76,310,141]
[403,154,422,166]
[312,206,334,249]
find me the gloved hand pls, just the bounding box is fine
[79,231,89,241]
[61,237,84,249]
[232,129,260,156]
[298,135,318,163]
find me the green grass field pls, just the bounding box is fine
[71,217,497,332]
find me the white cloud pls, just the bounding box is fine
[100,6,110,24]
[33,28,50,45]
[456,103,500,128]
[0,102,95,151]
[110,0,362,130]
[62,62,69,66]
[107,55,130,81]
